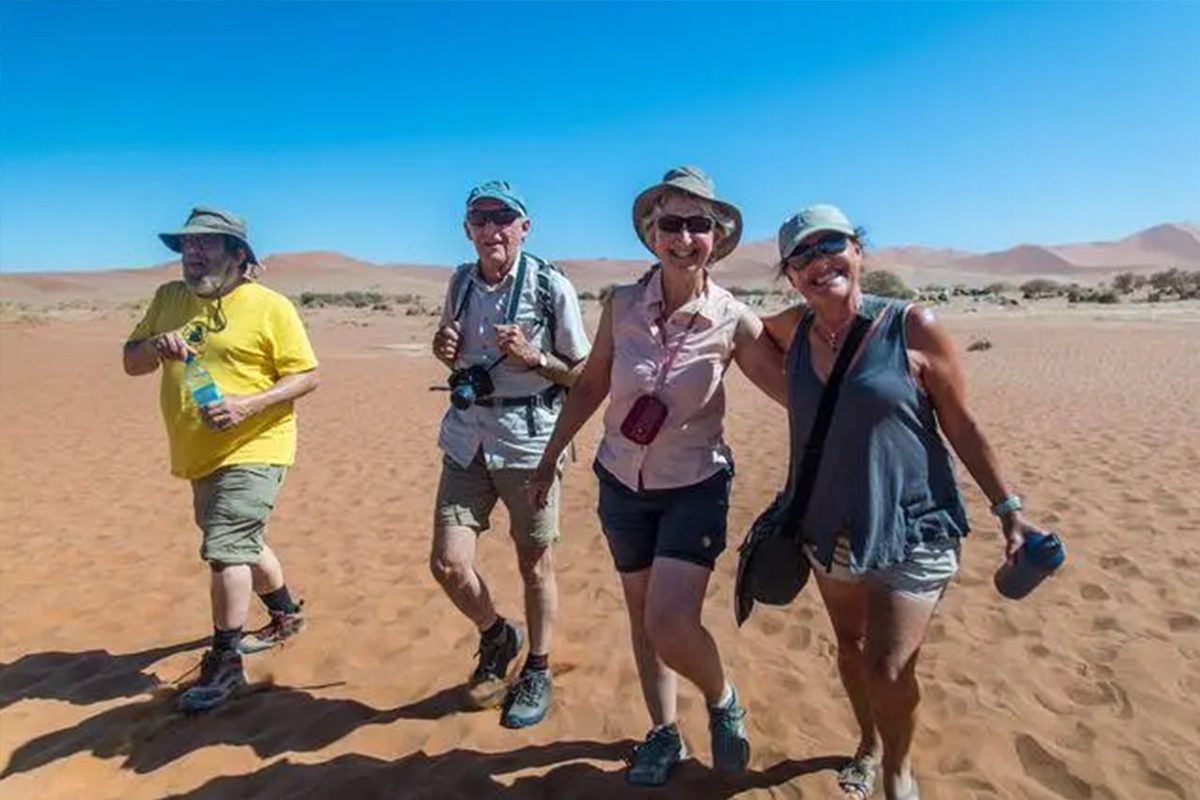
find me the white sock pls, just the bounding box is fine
[714,682,734,709]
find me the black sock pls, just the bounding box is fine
[482,617,508,643]
[213,627,242,654]
[523,653,549,673]
[259,585,299,615]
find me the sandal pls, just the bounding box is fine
[837,755,879,798]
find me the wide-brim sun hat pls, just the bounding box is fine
[632,166,743,263]
[159,206,259,265]
[777,204,857,263]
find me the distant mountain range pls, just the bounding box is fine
[2,222,1197,305]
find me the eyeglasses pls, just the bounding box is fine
[786,234,850,268]
[178,233,227,252]
[182,299,229,346]
[656,215,715,235]
[466,208,523,228]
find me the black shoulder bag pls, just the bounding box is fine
[734,313,872,627]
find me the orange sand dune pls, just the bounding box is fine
[1,300,1199,799]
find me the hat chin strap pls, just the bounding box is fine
[186,261,245,299]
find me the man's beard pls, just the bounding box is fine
[185,265,234,298]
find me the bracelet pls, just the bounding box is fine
[990,495,1023,517]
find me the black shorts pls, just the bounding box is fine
[594,461,732,573]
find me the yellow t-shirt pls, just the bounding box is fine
[127,281,319,480]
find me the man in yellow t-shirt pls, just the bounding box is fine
[124,206,320,713]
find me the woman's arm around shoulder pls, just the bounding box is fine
[732,305,787,406]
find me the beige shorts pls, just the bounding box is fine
[434,452,560,547]
[805,536,961,603]
[192,464,287,565]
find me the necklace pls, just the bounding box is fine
[814,316,854,352]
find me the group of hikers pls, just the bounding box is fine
[124,166,1042,800]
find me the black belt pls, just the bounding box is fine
[475,386,563,435]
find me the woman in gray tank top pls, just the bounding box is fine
[762,205,1046,800]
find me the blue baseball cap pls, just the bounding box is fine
[777,204,857,261]
[465,180,528,216]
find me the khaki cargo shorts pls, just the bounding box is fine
[434,452,560,547]
[192,464,287,565]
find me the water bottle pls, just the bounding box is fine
[183,354,223,408]
[994,530,1066,600]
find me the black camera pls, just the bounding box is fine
[448,364,495,410]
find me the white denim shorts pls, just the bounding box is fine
[804,536,961,602]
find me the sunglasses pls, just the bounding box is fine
[466,208,523,228]
[656,215,715,235]
[786,234,850,268]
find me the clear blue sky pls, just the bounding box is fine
[2,1,1197,273]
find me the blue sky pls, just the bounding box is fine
[1,1,1197,273]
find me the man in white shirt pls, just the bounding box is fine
[429,179,590,729]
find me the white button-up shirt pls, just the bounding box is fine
[437,252,591,470]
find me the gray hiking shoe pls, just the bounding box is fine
[626,723,689,787]
[500,668,553,729]
[466,621,524,709]
[709,684,751,773]
[239,602,307,655]
[176,649,246,713]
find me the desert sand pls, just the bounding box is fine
[1,286,1199,799]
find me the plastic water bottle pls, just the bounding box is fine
[183,354,223,408]
[994,530,1066,600]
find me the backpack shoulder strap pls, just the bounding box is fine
[524,253,563,352]
[449,263,476,322]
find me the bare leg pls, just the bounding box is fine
[865,582,940,800]
[210,563,253,630]
[430,524,498,631]
[516,543,557,657]
[619,568,678,726]
[643,557,726,705]
[812,569,880,767]
[250,543,285,594]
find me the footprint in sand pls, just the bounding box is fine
[1065,680,1134,720]
[1098,554,1144,580]
[1027,643,1052,659]
[1167,612,1200,633]
[1014,734,1096,800]
[1080,583,1110,602]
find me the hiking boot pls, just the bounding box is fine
[626,723,689,787]
[500,668,553,729]
[709,684,751,773]
[239,602,307,655]
[466,620,524,709]
[176,649,246,713]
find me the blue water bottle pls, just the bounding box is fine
[183,353,223,409]
[994,530,1066,599]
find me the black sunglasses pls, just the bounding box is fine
[786,234,850,267]
[656,215,715,235]
[467,208,523,227]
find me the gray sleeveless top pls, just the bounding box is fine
[786,294,970,572]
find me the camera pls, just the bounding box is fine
[448,365,495,410]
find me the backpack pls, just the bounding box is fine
[449,252,565,357]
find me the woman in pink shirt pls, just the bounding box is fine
[528,166,784,786]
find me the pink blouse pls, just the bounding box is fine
[597,269,749,491]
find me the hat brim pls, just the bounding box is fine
[779,222,857,263]
[632,185,743,264]
[159,225,259,265]
[467,193,527,215]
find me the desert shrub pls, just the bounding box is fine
[861,270,913,299]
[966,339,993,352]
[1020,278,1065,300]
[983,282,1016,295]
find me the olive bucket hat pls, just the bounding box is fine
[632,166,743,263]
[159,206,260,266]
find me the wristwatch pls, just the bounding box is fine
[990,495,1023,517]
